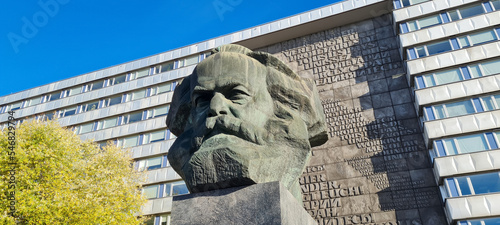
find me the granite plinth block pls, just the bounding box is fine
[171,181,317,225]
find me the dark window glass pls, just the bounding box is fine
[84,102,99,112]
[426,40,452,56]
[160,62,174,73]
[457,177,471,195]
[92,81,104,90]
[483,217,500,225]
[449,10,460,21]
[45,113,54,120]
[49,92,61,101]
[64,108,77,117]
[128,112,142,123]
[470,173,500,195]
[416,46,426,57]
[459,4,485,19]
[114,75,126,85]
[108,96,122,106]
[172,182,189,196]
[492,0,500,10]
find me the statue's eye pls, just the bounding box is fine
[228,89,250,104]
[193,93,212,108]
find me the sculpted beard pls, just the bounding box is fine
[178,108,310,192]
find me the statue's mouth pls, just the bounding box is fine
[200,115,267,146]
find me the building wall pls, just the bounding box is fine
[2,0,500,224]
[257,14,447,225]
[395,0,500,224]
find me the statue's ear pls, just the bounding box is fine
[166,75,193,136]
[302,78,328,147]
[250,51,328,147]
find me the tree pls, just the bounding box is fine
[0,120,148,224]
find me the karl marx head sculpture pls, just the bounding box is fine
[166,44,327,201]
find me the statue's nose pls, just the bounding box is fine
[208,93,229,117]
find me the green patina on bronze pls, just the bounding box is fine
[166,44,327,202]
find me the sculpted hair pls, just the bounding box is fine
[166,44,327,147]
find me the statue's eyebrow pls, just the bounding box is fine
[192,82,248,96]
[193,86,209,92]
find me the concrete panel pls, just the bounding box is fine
[407,42,500,77]
[424,111,500,143]
[131,140,174,159]
[415,74,500,108]
[445,193,500,222]
[142,197,173,216]
[394,0,482,22]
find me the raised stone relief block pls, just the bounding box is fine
[261,15,447,225]
[171,182,317,225]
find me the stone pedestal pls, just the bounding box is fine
[171,181,317,225]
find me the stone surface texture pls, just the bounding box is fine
[255,14,447,225]
[168,13,448,225]
[171,182,318,225]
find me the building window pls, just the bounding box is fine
[143,185,159,199]
[142,181,188,200]
[159,62,174,74]
[407,28,500,59]
[76,122,94,134]
[400,1,499,33]
[47,91,62,101]
[455,3,488,20]
[459,29,499,48]
[160,213,171,225]
[44,112,55,121]
[81,101,100,113]
[130,68,150,80]
[415,58,500,89]
[136,156,163,171]
[493,0,500,10]
[9,102,23,111]
[130,89,146,101]
[401,14,444,33]
[143,217,155,225]
[68,86,82,97]
[145,130,166,144]
[97,117,119,130]
[103,95,123,107]
[147,105,169,119]
[150,82,173,96]
[184,55,199,67]
[433,132,499,157]
[164,181,189,197]
[89,80,105,91]
[125,112,143,124]
[445,172,500,197]
[424,94,500,121]
[458,217,500,225]
[122,136,139,148]
[25,97,42,107]
[59,107,77,118]
[393,0,430,9]
[482,59,500,76]
[111,74,127,85]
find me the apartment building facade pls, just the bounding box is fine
[1,0,500,224]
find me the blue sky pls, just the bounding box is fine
[0,0,340,97]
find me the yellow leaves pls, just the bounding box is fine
[0,120,147,224]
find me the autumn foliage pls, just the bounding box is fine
[0,120,147,224]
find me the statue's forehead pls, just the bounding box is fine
[193,52,266,91]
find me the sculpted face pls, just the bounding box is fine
[167,45,327,201]
[190,53,274,151]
